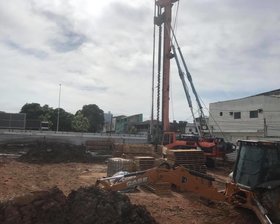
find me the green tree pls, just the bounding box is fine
[72,111,89,132]
[21,103,56,130]
[51,108,74,132]
[20,103,75,131]
[81,104,104,132]
[39,104,55,129]
[20,103,43,120]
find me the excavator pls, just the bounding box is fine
[96,140,280,224]
[151,0,235,164]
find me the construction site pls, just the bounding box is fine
[0,133,280,224]
[0,0,280,224]
[0,139,268,224]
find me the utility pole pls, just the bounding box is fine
[56,84,61,133]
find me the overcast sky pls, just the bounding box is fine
[0,0,279,121]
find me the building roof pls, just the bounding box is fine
[252,89,280,97]
[212,89,280,104]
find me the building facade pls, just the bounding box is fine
[112,114,143,134]
[103,111,113,133]
[209,89,280,143]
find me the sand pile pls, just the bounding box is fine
[0,186,157,224]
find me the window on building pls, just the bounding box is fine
[250,110,258,118]
[220,112,223,116]
[234,112,241,119]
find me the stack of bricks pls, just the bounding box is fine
[166,149,207,174]
[112,144,156,159]
[134,156,155,171]
[106,157,135,177]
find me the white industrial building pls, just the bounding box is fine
[209,89,280,143]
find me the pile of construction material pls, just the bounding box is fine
[106,156,156,177]
[112,144,157,159]
[166,149,207,173]
[107,144,158,177]
[107,157,136,176]
[106,157,170,196]
[18,141,94,163]
[134,156,155,171]
[107,146,165,195]
[0,186,157,224]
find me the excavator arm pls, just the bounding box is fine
[96,164,278,224]
[96,165,226,201]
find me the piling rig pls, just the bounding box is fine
[151,0,235,164]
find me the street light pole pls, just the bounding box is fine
[56,84,61,133]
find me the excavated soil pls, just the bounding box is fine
[17,141,97,163]
[0,157,260,224]
[0,186,157,224]
[67,186,157,224]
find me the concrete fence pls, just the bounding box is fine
[0,129,148,145]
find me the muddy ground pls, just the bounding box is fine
[0,157,260,224]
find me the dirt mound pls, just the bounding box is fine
[0,187,66,224]
[18,141,95,163]
[0,186,157,224]
[67,187,157,224]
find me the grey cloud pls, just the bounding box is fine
[91,2,153,78]
[3,40,48,59]
[39,11,88,52]
[81,85,108,92]
[63,80,108,93]
[109,1,150,22]
[96,2,151,45]
[50,31,87,52]
[0,0,279,121]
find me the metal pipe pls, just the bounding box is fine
[171,44,202,137]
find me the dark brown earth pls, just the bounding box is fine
[0,140,261,224]
[0,186,157,224]
[17,141,95,163]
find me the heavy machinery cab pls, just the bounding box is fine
[233,140,280,190]
[162,132,197,149]
[162,132,235,156]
